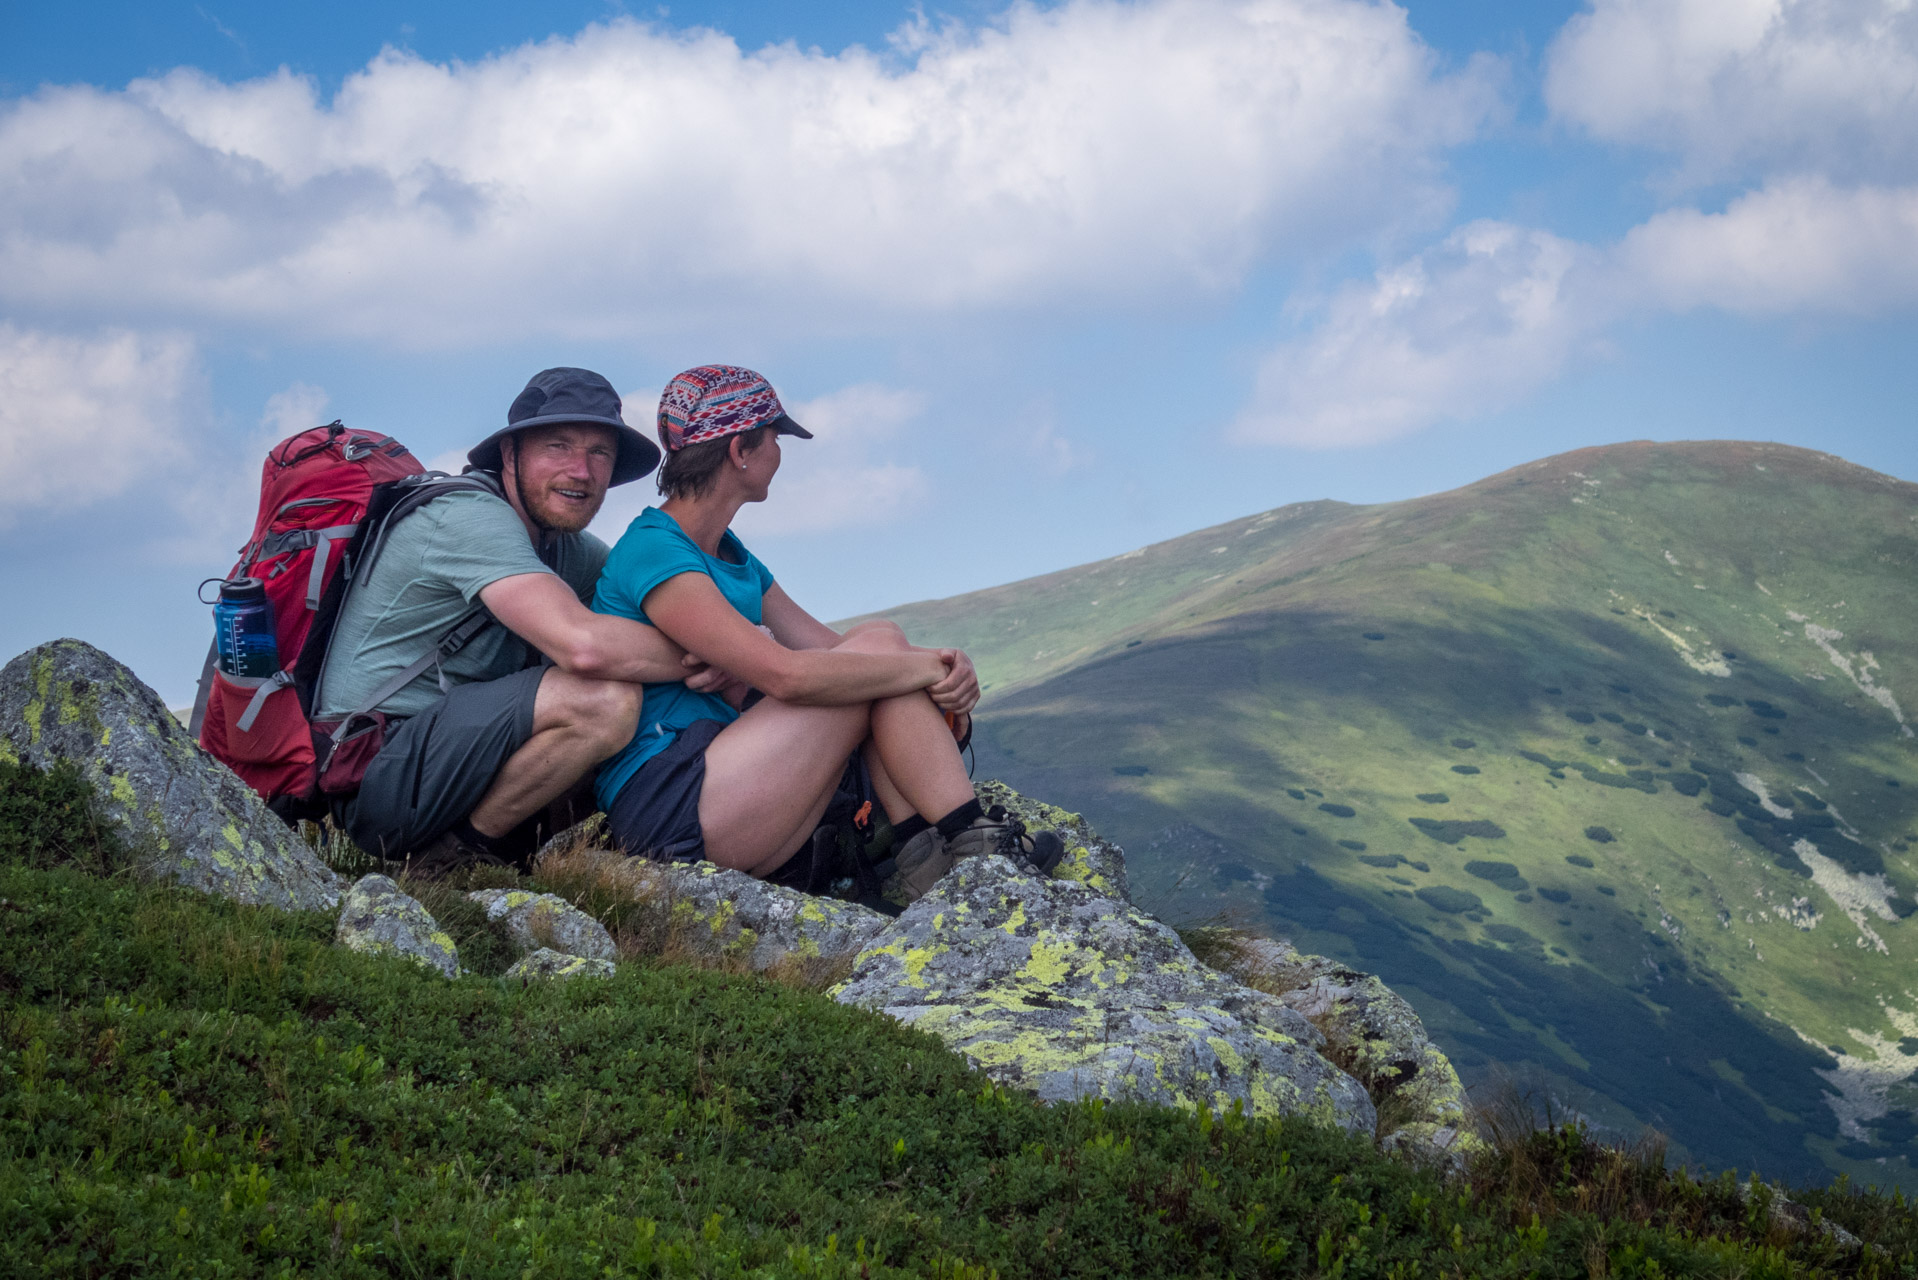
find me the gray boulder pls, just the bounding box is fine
[467,888,616,961]
[547,849,891,972]
[1209,935,1472,1161]
[504,948,617,983]
[336,874,460,978]
[0,639,341,911]
[833,855,1375,1131]
[975,780,1130,902]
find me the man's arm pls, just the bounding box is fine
[479,571,709,685]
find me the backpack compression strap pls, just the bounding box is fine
[315,603,495,768]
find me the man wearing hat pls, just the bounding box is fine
[319,367,715,874]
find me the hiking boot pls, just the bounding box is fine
[945,806,1067,876]
[398,829,511,883]
[883,826,954,904]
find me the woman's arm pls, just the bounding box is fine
[759,582,981,715]
[644,572,948,705]
[759,583,844,650]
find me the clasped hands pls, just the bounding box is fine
[677,630,980,721]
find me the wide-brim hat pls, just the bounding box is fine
[469,366,661,486]
[657,364,812,455]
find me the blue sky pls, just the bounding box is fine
[4,0,1915,705]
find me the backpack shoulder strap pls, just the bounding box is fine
[298,471,509,719]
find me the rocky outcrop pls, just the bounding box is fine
[467,888,616,962]
[545,849,892,971]
[336,875,460,977]
[0,640,341,911]
[504,948,617,982]
[1208,935,1472,1160]
[833,854,1377,1131]
[975,780,1130,902]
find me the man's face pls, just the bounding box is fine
[504,424,617,533]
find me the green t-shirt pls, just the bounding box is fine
[317,489,608,719]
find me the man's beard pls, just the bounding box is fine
[516,468,602,535]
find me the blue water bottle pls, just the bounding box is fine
[214,578,280,678]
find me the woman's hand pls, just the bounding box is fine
[928,648,980,716]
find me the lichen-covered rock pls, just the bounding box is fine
[504,948,616,983]
[1738,1180,1864,1251]
[1211,935,1472,1161]
[833,855,1375,1131]
[975,779,1130,902]
[552,849,891,970]
[336,874,459,977]
[467,888,616,961]
[0,639,341,911]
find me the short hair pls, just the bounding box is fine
[657,425,770,499]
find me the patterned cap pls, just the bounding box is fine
[656,364,812,454]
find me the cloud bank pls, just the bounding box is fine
[1240,0,1918,447]
[0,326,201,524]
[0,0,1495,345]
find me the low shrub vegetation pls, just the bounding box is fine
[3,760,1916,1275]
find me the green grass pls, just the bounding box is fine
[861,441,1918,1188]
[5,757,1918,1278]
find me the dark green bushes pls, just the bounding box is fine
[1408,817,1507,844]
[0,756,124,874]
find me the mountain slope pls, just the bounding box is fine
[866,440,1918,1187]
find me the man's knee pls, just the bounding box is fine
[539,671,642,752]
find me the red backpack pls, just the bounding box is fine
[192,423,426,805]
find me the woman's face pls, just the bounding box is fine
[739,431,781,502]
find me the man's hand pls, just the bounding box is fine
[680,651,727,694]
[928,648,980,716]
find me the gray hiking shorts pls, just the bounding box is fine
[336,665,546,857]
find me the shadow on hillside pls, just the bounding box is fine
[972,602,1916,1186]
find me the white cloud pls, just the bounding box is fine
[0,325,200,525]
[1233,222,1600,446]
[589,381,931,540]
[731,383,931,537]
[0,0,1495,343]
[1621,176,1918,314]
[260,381,332,440]
[1545,0,1918,183]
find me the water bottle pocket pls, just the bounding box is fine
[212,670,309,766]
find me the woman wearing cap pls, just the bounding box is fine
[590,365,1060,901]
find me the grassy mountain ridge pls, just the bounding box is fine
[865,440,1918,1188]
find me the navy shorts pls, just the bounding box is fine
[605,718,729,863]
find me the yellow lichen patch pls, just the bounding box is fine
[1021,939,1073,987]
[109,773,136,808]
[999,903,1027,934]
[799,899,829,925]
[902,944,947,988]
[1208,1036,1244,1075]
[428,931,458,956]
[24,652,51,745]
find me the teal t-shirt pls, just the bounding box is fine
[592,506,775,809]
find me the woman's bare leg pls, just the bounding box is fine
[698,627,975,876]
[697,695,868,875]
